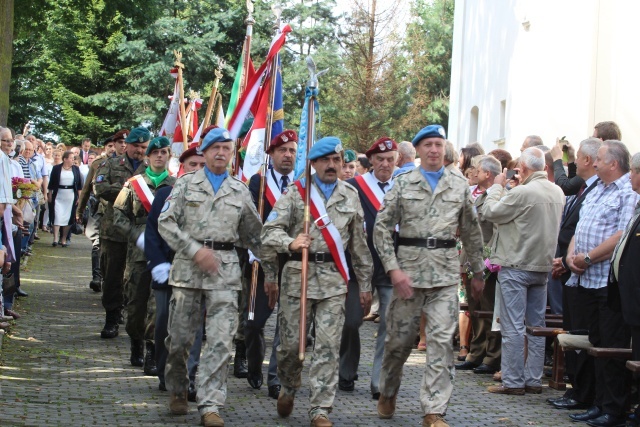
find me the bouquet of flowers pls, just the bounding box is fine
[12,177,39,200]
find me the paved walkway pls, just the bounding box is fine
[0,237,580,426]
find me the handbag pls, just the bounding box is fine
[19,199,35,225]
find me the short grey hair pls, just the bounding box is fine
[631,152,640,173]
[524,135,543,148]
[477,155,502,177]
[533,144,550,153]
[444,140,457,165]
[578,137,602,159]
[521,147,545,171]
[602,140,630,173]
[397,141,416,161]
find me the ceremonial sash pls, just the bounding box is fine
[354,173,385,211]
[294,181,350,284]
[128,175,154,213]
[264,170,280,208]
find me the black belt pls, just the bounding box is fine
[398,237,456,249]
[199,241,235,251]
[288,252,334,263]
[59,185,74,189]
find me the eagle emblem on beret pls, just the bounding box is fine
[123,133,128,139]
[438,127,446,137]
[223,131,230,139]
[378,143,386,151]
[335,143,343,153]
[281,134,288,142]
[138,137,144,142]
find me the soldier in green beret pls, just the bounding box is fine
[341,149,357,180]
[94,127,150,346]
[113,136,175,375]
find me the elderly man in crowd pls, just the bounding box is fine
[520,135,543,152]
[374,125,484,427]
[565,140,639,427]
[393,141,416,177]
[481,147,565,395]
[456,155,503,375]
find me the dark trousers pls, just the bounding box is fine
[100,239,127,313]
[339,280,364,382]
[574,285,631,416]
[632,326,640,417]
[244,263,280,387]
[561,285,578,399]
[4,229,22,310]
[465,272,501,368]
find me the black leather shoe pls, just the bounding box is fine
[372,392,381,400]
[338,379,355,391]
[553,397,590,410]
[268,384,281,400]
[546,396,565,405]
[15,288,28,297]
[586,414,626,427]
[187,383,197,402]
[247,371,263,389]
[569,406,602,422]
[473,363,498,375]
[455,361,480,370]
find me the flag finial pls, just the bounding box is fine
[306,56,329,89]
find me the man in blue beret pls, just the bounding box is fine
[94,127,150,345]
[158,127,263,427]
[374,124,484,427]
[261,136,373,427]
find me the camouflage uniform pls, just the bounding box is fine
[158,169,262,417]
[94,156,148,324]
[113,172,176,347]
[261,177,373,420]
[373,167,484,416]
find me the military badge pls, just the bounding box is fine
[161,201,170,213]
[378,143,386,151]
[123,133,128,139]
[96,175,105,183]
[223,131,230,139]
[281,134,288,142]
[335,143,343,153]
[438,127,446,137]
[385,140,393,149]
[266,211,278,222]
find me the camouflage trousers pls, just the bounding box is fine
[277,293,345,420]
[124,261,155,344]
[165,288,238,416]
[380,285,458,415]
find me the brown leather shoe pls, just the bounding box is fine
[487,385,525,395]
[277,389,294,418]
[169,391,189,415]
[310,414,333,427]
[525,385,542,394]
[377,394,397,419]
[201,412,224,427]
[423,414,450,427]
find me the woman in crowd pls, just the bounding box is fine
[47,151,82,247]
[44,142,55,165]
[52,150,63,166]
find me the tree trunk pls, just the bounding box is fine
[0,0,13,127]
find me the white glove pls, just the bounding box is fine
[136,232,145,251]
[151,262,171,284]
[248,249,261,264]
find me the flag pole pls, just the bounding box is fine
[174,50,189,152]
[232,0,256,177]
[248,5,282,321]
[202,60,224,129]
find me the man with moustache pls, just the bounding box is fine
[338,136,398,399]
[245,130,298,399]
[261,137,373,427]
[94,127,149,340]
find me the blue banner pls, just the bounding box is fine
[271,57,284,139]
[294,86,319,179]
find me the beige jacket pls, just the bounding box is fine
[481,171,565,272]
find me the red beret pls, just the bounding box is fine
[179,142,202,163]
[201,125,218,139]
[365,137,398,157]
[112,129,130,141]
[268,130,298,152]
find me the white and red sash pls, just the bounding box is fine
[264,170,281,208]
[294,180,350,284]
[128,175,155,213]
[354,172,386,211]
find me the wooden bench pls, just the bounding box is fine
[471,310,493,319]
[587,347,632,359]
[626,360,640,374]
[527,326,567,390]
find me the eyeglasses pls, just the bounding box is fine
[0,139,14,144]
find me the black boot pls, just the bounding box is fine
[143,342,158,376]
[89,249,102,292]
[100,310,119,339]
[130,339,144,367]
[233,340,248,378]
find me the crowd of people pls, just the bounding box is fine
[1,119,639,427]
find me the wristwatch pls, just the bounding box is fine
[584,253,592,266]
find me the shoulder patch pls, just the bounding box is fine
[161,201,170,213]
[96,175,105,183]
[266,211,278,222]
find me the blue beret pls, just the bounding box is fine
[411,125,446,146]
[308,137,343,161]
[125,127,151,144]
[199,127,233,153]
[145,136,171,156]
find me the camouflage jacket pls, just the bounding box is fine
[113,172,176,263]
[261,177,373,299]
[76,153,108,218]
[374,167,484,288]
[158,169,262,290]
[94,155,148,242]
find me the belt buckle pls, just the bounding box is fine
[315,252,325,263]
[426,237,437,249]
[314,214,332,230]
